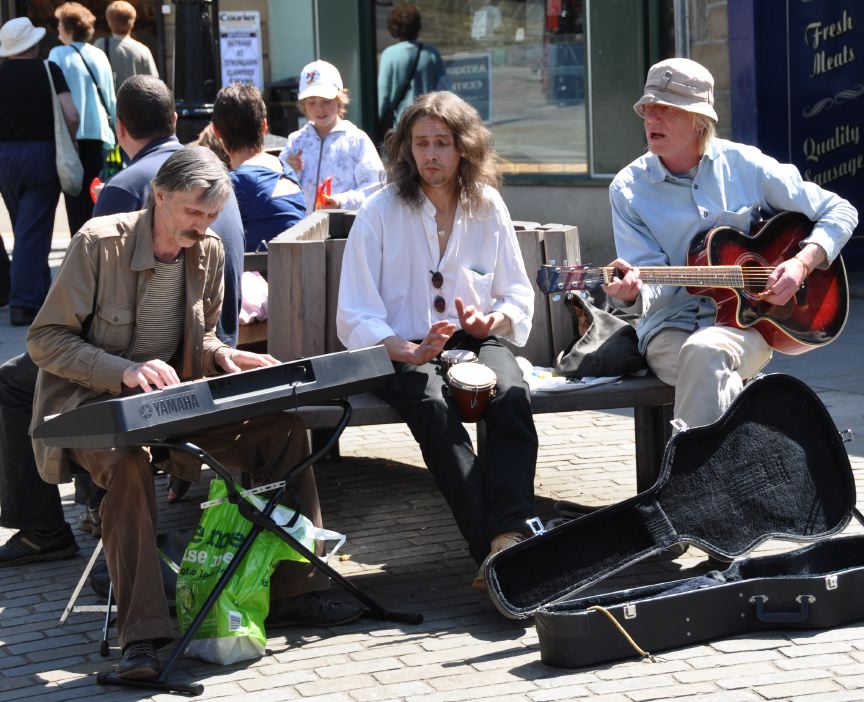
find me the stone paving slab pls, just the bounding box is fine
[1,406,863,702]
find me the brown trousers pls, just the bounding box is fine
[70,413,326,649]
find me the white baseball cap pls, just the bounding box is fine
[298,60,343,101]
[0,17,46,57]
[633,58,718,123]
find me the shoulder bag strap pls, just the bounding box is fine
[68,43,114,133]
[392,42,423,114]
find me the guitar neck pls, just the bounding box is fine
[603,265,755,288]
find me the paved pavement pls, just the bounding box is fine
[1,220,864,701]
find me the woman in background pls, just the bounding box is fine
[49,2,115,235]
[0,17,79,326]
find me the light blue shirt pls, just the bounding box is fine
[609,138,858,353]
[48,42,115,146]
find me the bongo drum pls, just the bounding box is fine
[447,362,497,422]
[440,349,477,370]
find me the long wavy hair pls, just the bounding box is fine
[384,91,500,211]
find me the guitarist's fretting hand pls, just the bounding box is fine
[603,258,643,304]
[758,244,823,306]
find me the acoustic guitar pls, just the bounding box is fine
[535,211,848,355]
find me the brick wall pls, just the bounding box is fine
[689,0,731,138]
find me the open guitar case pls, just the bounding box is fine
[484,373,861,668]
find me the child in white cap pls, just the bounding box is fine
[279,59,384,213]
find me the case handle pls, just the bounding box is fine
[750,594,814,623]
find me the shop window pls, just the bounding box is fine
[375,0,587,176]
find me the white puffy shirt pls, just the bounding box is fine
[337,184,534,349]
[279,120,384,214]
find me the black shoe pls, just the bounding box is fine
[117,640,160,680]
[167,476,191,503]
[9,306,37,327]
[0,527,79,567]
[266,591,363,628]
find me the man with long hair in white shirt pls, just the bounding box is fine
[337,91,538,594]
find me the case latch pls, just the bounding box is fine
[825,574,838,590]
[623,603,637,619]
[670,418,689,433]
[526,517,545,536]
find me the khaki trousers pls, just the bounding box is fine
[645,325,773,430]
[70,413,326,649]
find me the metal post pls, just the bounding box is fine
[674,0,690,57]
[173,0,220,144]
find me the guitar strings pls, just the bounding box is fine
[546,265,803,290]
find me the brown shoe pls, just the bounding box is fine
[117,640,160,680]
[471,531,528,593]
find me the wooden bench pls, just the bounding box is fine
[266,211,674,492]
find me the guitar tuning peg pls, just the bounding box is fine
[563,259,569,266]
[552,294,561,302]
[548,259,556,265]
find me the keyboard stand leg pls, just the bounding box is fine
[97,402,421,697]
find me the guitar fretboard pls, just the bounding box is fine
[598,265,775,288]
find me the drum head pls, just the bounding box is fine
[448,361,497,389]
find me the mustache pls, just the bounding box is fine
[179,230,205,242]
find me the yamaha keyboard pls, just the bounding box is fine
[34,346,393,449]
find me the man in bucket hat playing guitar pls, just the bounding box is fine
[601,58,856,429]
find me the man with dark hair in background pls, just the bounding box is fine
[0,75,244,564]
[377,3,447,133]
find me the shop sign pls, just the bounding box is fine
[443,52,492,122]
[219,11,263,90]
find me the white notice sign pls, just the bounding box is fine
[219,11,263,89]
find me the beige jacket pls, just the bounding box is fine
[27,208,227,484]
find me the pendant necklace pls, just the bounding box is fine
[435,202,456,238]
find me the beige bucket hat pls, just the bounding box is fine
[633,57,718,122]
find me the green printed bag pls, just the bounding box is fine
[176,479,344,665]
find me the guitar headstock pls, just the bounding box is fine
[536,264,594,294]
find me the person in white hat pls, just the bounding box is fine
[278,59,383,214]
[603,57,857,430]
[0,17,80,326]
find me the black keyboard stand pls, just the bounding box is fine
[97,400,423,697]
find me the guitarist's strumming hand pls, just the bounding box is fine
[383,321,457,365]
[603,258,643,304]
[758,244,823,306]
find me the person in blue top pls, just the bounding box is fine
[49,2,116,235]
[604,58,857,430]
[377,4,447,133]
[212,83,306,252]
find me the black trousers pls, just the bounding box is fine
[376,333,538,564]
[63,139,103,235]
[0,352,66,531]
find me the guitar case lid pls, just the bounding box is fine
[486,373,855,618]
